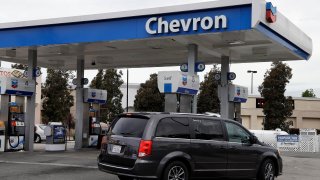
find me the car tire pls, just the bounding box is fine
[162,161,189,180]
[117,175,134,180]
[257,159,275,180]
[34,134,41,143]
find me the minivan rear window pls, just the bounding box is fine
[111,117,148,138]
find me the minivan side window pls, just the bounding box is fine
[225,122,251,143]
[111,117,148,138]
[155,118,190,139]
[193,119,224,141]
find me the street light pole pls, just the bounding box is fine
[247,70,257,94]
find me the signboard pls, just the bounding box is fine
[158,71,200,95]
[266,2,277,23]
[146,15,228,35]
[196,63,206,72]
[180,64,188,72]
[0,77,35,96]
[180,62,206,72]
[228,84,248,103]
[0,67,26,78]
[53,125,65,144]
[83,88,107,104]
[0,4,252,49]
[277,135,299,148]
[23,68,42,78]
[227,72,236,80]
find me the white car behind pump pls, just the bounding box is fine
[34,124,47,143]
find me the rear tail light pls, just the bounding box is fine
[138,140,152,158]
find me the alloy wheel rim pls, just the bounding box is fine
[168,165,185,180]
[264,162,274,180]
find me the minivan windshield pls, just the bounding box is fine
[111,117,148,138]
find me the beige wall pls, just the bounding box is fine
[242,115,250,129]
[302,118,320,129]
[241,96,320,130]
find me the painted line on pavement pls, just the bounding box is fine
[0,160,98,169]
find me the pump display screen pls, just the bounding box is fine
[53,126,65,143]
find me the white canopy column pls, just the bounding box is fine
[75,56,85,149]
[25,48,37,151]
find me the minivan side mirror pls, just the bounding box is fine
[250,136,258,144]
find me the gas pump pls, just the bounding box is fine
[158,71,200,113]
[83,88,107,147]
[0,121,5,152]
[7,102,25,150]
[0,77,35,151]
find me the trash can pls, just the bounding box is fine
[0,121,5,152]
[44,124,66,151]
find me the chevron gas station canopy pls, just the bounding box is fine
[0,0,312,69]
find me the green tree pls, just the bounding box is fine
[42,69,74,124]
[134,73,165,112]
[258,61,293,131]
[90,69,124,122]
[302,89,316,97]
[90,69,104,89]
[197,65,220,113]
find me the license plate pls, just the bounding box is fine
[111,145,122,153]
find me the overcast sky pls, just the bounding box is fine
[0,0,319,97]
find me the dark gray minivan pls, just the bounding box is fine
[98,113,282,180]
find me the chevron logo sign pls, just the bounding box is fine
[266,2,277,23]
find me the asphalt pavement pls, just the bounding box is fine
[0,142,319,180]
[0,142,117,180]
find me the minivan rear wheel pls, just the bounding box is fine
[163,161,189,180]
[258,159,275,180]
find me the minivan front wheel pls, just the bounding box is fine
[258,159,275,180]
[163,161,189,180]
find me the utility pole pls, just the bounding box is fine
[247,70,257,94]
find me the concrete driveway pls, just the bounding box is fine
[0,145,319,180]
